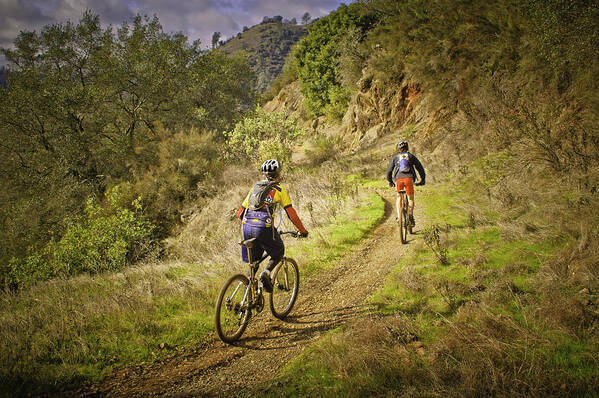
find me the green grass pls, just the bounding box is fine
[0,188,385,396]
[286,191,385,277]
[261,173,599,396]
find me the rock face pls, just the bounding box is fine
[263,78,426,150]
[340,78,423,151]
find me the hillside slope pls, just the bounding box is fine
[218,21,307,92]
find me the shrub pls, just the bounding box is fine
[305,133,344,165]
[130,128,223,238]
[224,108,305,166]
[1,187,154,290]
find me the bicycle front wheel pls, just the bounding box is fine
[269,258,299,319]
[215,274,251,343]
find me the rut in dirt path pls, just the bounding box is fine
[77,191,420,397]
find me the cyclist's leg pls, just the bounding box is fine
[404,178,415,222]
[258,228,284,272]
[395,179,405,219]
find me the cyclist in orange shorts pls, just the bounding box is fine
[386,141,426,226]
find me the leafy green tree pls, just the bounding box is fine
[0,12,255,273]
[294,4,377,119]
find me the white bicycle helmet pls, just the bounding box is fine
[260,159,280,179]
[396,141,409,151]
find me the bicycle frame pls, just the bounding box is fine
[215,231,300,343]
[232,231,298,314]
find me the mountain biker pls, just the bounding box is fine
[236,159,308,292]
[386,141,426,227]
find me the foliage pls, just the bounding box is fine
[224,108,305,166]
[304,133,344,165]
[1,186,154,290]
[0,12,254,268]
[293,3,377,119]
[131,128,223,237]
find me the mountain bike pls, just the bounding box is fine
[397,189,413,244]
[214,231,300,344]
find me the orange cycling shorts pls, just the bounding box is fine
[395,178,414,196]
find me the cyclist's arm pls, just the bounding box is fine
[412,155,426,182]
[284,205,308,234]
[237,191,251,220]
[386,156,396,184]
[277,186,308,234]
[236,206,246,220]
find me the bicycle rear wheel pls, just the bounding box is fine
[399,197,408,244]
[215,274,250,343]
[269,258,299,319]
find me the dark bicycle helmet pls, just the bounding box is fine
[396,141,409,151]
[260,159,280,179]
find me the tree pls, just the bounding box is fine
[302,12,311,25]
[211,31,221,48]
[0,12,255,266]
[294,4,377,118]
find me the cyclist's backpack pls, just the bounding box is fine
[247,180,278,211]
[397,152,411,173]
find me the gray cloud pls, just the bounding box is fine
[0,0,348,63]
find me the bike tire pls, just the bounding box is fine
[406,199,414,235]
[400,206,408,244]
[269,258,300,319]
[215,273,251,344]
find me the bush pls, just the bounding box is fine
[224,108,305,166]
[305,133,344,165]
[1,187,154,290]
[129,127,224,238]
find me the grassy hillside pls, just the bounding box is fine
[0,163,384,395]
[1,0,598,396]
[258,167,599,396]
[218,21,307,92]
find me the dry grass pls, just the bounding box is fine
[166,164,361,268]
[0,162,367,394]
[0,260,219,391]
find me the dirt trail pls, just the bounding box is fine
[75,190,420,397]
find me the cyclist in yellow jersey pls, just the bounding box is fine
[236,159,308,292]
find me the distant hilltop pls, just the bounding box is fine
[216,18,308,93]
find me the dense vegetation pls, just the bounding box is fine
[293,3,377,120]
[0,12,255,289]
[1,0,598,395]
[0,65,8,87]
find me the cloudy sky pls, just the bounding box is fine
[0,0,350,64]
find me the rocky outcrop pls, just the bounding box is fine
[263,77,426,151]
[340,78,423,150]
